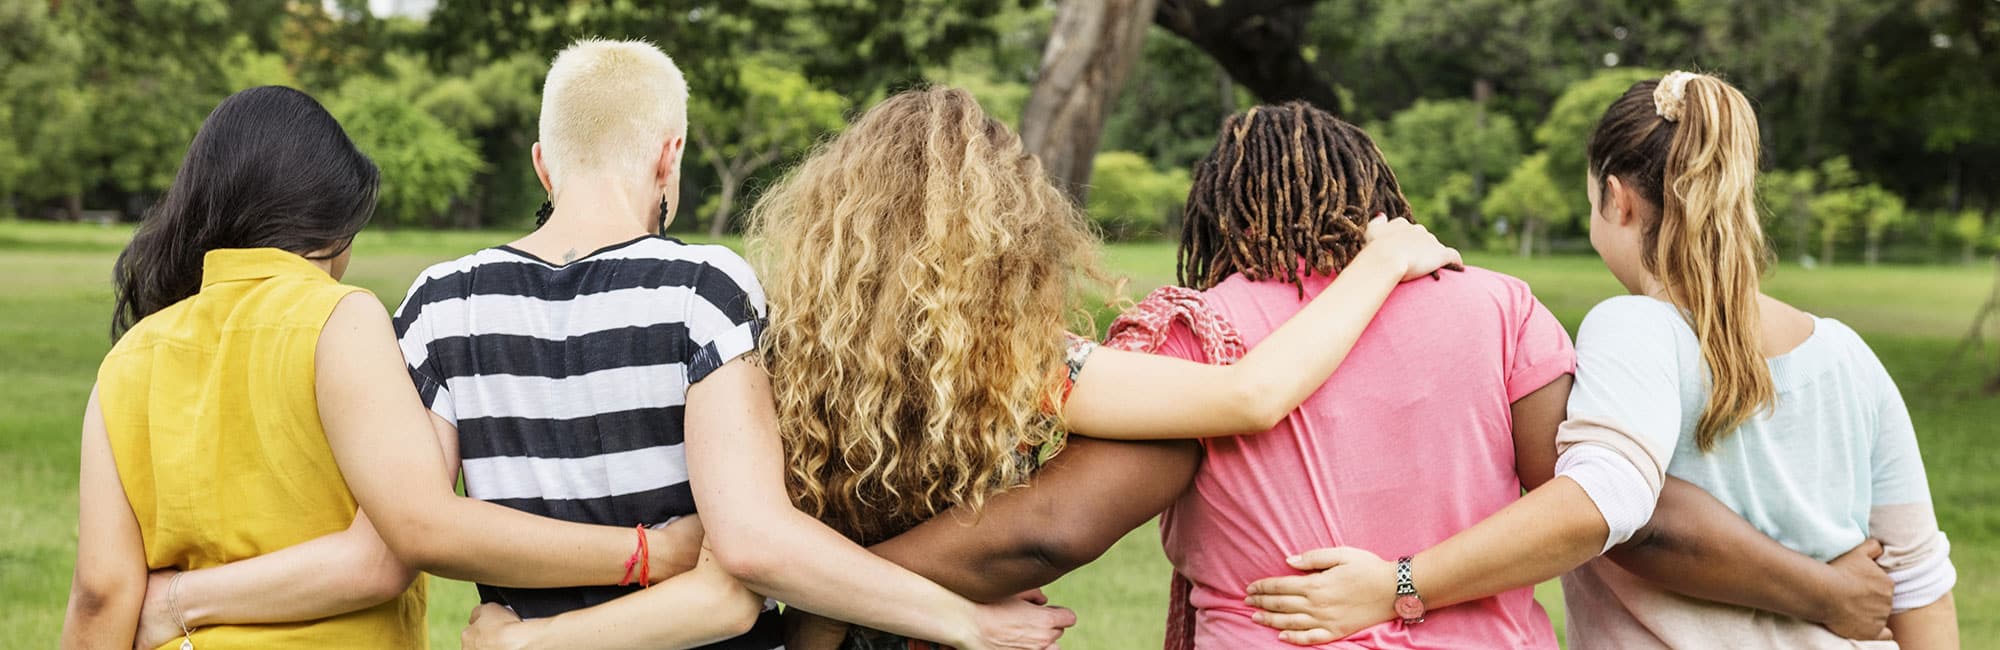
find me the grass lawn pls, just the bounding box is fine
[2,219,1994,648]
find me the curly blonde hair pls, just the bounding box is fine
[747,87,1103,544]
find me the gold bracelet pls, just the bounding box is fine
[168,571,196,650]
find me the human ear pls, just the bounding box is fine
[531,143,554,194]
[655,137,683,187]
[1605,175,1639,228]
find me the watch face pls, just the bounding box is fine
[1395,595,1426,621]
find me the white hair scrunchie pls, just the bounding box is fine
[1654,71,1698,122]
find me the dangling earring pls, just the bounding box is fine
[657,197,670,237]
[535,200,555,227]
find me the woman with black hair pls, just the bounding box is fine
[62,85,726,649]
[61,86,427,647]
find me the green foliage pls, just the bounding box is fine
[689,59,847,168]
[1101,28,1237,172]
[1758,167,1819,260]
[1409,172,1479,245]
[1481,152,1572,256]
[1087,151,1191,241]
[1535,69,1661,207]
[1806,157,1906,265]
[1949,211,1986,247]
[330,81,483,227]
[1373,99,1522,243]
[688,58,848,234]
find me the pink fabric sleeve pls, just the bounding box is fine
[1505,283,1577,402]
[1104,287,1240,650]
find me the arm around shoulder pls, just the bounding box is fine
[316,293,673,588]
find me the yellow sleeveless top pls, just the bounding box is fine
[98,248,426,648]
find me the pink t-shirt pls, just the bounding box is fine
[1157,267,1575,649]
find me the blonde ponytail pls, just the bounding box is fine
[1588,71,1773,451]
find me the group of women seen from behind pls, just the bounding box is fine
[63,37,1953,650]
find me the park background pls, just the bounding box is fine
[2,0,1996,647]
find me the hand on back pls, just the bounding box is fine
[1244,547,1398,646]
[1361,216,1464,282]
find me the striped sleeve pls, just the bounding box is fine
[682,246,768,384]
[392,269,457,425]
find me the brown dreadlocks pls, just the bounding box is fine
[1178,101,1414,292]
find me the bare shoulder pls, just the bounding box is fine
[1757,293,1816,357]
[319,292,397,363]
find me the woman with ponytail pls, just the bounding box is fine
[1234,72,1956,648]
[1554,71,1958,648]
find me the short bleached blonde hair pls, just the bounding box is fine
[538,38,688,183]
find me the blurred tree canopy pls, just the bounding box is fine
[0,0,1991,265]
[1086,150,1189,241]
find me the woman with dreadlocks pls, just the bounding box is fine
[746,87,1466,649]
[807,98,1899,650]
[1245,73,1956,649]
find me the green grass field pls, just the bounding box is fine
[3,219,1994,648]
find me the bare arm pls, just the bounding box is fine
[1514,373,1889,635]
[61,388,147,650]
[685,360,1074,650]
[314,293,692,588]
[1888,593,1958,650]
[1063,219,1461,439]
[1244,377,1602,643]
[461,547,768,650]
[780,435,1199,650]
[869,435,1202,602]
[1607,480,1894,638]
[133,511,415,648]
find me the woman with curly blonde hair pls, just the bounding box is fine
[749,87,1461,648]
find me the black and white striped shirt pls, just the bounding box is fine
[393,235,782,648]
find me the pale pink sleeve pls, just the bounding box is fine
[1504,282,1576,402]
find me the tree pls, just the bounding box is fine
[1950,211,1986,265]
[1101,27,1246,172]
[1758,168,1818,264]
[330,77,483,227]
[1153,0,1340,113]
[1481,152,1572,257]
[1534,69,1661,219]
[1857,185,1907,267]
[1372,99,1522,244]
[1018,0,1159,203]
[1808,156,1864,264]
[1086,150,1190,241]
[688,59,846,238]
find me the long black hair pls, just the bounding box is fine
[111,86,379,338]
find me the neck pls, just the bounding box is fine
[307,257,337,276]
[517,175,663,261]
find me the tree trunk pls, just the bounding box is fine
[1518,217,1537,258]
[1966,240,1977,266]
[1155,0,1343,114]
[1822,236,1837,267]
[62,193,82,221]
[1865,232,1881,266]
[1020,0,1160,203]
[708,173,741,239]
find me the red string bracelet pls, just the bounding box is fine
[618,524,651,588]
